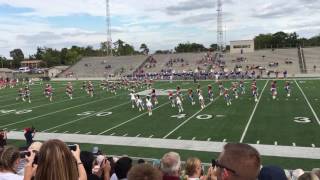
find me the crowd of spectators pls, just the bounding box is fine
[1,139,319,180]
[144,56,157,69]
[165,58,189,68]
[128,67,289,81]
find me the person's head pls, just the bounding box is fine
[312,169,320,179]
[258,166,287,180]
[298,172,320,180]
[127,164,162,180]
[160,151,181,176]
[137,159,145,164]
[28,141,42,152]
[215,143,261,180]
[80,151,95,176]
[115,157,132,179]
[0,146,20,173]
[35,139,78,180]
[185,157,202,178]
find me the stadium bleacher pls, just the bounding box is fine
[55,47,320,80]
[59,55,147,78]
[303,47,320,73]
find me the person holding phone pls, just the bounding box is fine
[0,146,23,180]
[0,129,7,148]
[24,139,87,180]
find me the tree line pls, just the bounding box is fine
[254,31,320,49]
[0,39,149,68]
[1,32,320,69]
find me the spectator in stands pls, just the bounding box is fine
[80,151,97,179]
[137,159,145,164]
[127,164,162,180]
[0,130,7,148]
[258,165,287,180]
[213,143,261,180]
[292,169,305,180]
[113,156,132,180]
[23,127,36,147]
[312,169,320,179]
[17,141,42,176]
[24,139,87,180]
[183,157,203,180]
[92,155,111,180]
[0,146,23,180]
[160,152,181,180]
[298,172,319,180]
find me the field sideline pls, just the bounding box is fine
[1,79,320,161]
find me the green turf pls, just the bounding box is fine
[1,79,319,170]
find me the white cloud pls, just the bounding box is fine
[0,0,319,58]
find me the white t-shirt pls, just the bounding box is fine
[0,172,23,180]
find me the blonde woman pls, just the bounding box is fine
[183,157,203,180]
[24,139,87,180]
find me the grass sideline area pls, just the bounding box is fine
[1,79,320,170]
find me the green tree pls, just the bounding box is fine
[0,56,6,68]
[10,49,24,68]
[210,44,218,51]
[65,49,81,65]
[41,48,61,67]
[174,42,206,53]
[140,43,149,55]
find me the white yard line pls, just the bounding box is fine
[163,96,219,139]
[42,102,129,132]
[0,94,123,128]
[295,80,320,126]
[98,102,170,135]
[239,80,269,143]
[7,131,320,159]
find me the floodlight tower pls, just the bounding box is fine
[217,0,224,52]
[106,0,112,56]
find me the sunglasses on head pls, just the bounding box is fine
[212,159,237,175]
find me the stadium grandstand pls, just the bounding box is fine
[59,55,147,78]
[1,0,320,179]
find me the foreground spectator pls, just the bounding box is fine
[258,165,287,180]
[112,157,132,180]
[213,143,260,180]
[160,152,181,180]
[127,164,162,180]
[0,130,7,148]
[298,172,319,180]
[292,169,305,180]
[312,169,320,179]
[24,139,87,180]
[17,141,42,176]
[0,146,23,180]
[184,157,203,180]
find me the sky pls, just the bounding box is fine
[0,0,319,58]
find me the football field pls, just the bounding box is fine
[0,79,320,155]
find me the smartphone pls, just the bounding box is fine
[19,151,31,158]
[68,144,77,151]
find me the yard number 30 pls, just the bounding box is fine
[294,117,311,124]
